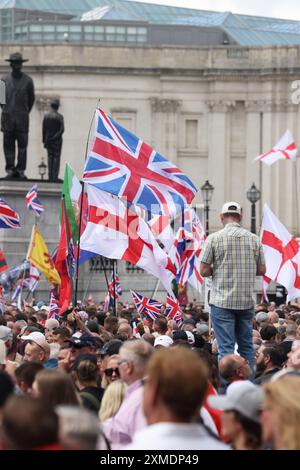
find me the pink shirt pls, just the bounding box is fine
[102,379,146,449]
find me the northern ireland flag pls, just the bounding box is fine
[80,185,175,295]
[255,130,297,166]
[261,204,300,301]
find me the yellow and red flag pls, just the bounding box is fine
[27,227,61,285]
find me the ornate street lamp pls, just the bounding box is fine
[38,158,47,181]
[246,183,261,234]
[201,179,214,236]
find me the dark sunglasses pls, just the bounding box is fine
[105,367,120,377]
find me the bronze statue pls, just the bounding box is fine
[1,52,35,179]
[42,98,64,182]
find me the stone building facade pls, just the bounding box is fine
[0,43,299,300]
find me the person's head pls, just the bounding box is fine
[104,316,119,335]
[286,340,300,370]
[117,322,132,339]
[15,362,43,395]
[219,354,250,382]
[209,381,263,450]
[32,369,80,408]
[52,327,71,346]
[103,354,120,386]
[154,335,174,349]
[118,339,153,385]
[73,354,99,388]
[268,311,279,325]
[7,52,27,76]
[23,340,50,364]
[260,325,278,342]
[262,376,300,450]
[142,333,155,346]
[143,347,208,424]
[220,202,242,226]
[67,333,101,366]
[1,396,58,449]
[256,345,284,374]
[285,323,297,339]
[0,370,14,410]
[0,325,13,350]
[57,406,101,450]
[50,98,60,111]
[99,380,128,422]
[153,316,168,335]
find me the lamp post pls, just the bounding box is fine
[38,158,47,181]
[246,183,261,234]
[201,180,214,236]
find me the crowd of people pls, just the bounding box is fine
[0,296,300,450]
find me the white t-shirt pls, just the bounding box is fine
[124,422,229,451]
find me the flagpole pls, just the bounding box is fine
[100,257,110,291]
[83,268,94,303]
[112,259,117,317]
[73,99,100,306]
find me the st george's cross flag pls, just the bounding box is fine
[255,130,297,166]
[0,198,20,229]
[80,185,175,295]
[82,108,197,216]
[260,204,300,301]
[25,185,44,217]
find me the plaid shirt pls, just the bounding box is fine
[200,223,265,310]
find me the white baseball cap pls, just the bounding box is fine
[20,331,50,354]
[154,335,174,348]
[221,202,242,216]
[208,380,263,423]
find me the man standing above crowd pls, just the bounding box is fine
[200,202,266,378]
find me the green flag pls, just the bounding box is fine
[62,164,82,244]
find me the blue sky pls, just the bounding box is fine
[130,0,300,21]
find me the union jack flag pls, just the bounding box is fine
[130,290,162,321]
[104,271,122,311]
[166,296,183,325]
[25,185,44,217]
[0,198,20,229]
[48,289,60,319]
[83,108,197,216]
[169,208,205,290]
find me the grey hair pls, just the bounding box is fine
[56,406,101,450]
[120,339,153,375]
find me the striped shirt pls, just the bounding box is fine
[200,223,265,310]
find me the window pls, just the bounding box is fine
[185,119,198,148]
[29,24,42,32]
[43,25,55,32]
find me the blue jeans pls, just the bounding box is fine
[210,305,255,379]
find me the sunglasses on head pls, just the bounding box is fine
[105,367,120,377]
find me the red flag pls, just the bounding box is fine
[55,199,72,315]
[0,250,8,274]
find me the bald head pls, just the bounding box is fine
[219,354,250,382]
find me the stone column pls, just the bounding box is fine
[245,100,264,228]
[205,100,235,231]
[149,98,182,165]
